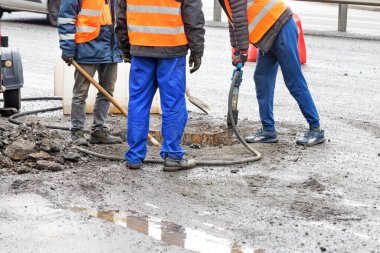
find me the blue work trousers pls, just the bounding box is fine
[125,56,187,164]
[254,18,320,131]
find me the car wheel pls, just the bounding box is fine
[3,88,21,111]
[47,0,61,26]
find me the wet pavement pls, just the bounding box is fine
[71,207,261,253]
[1,12,380,253]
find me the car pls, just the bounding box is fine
[0,35,23,116]
[0,0,61,26]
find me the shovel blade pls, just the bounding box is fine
[188,96,211,115]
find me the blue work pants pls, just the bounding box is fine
[125,56,187,164]
[254,18,320,131]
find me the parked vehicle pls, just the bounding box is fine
[0,35,23,116]
[0,0,61,26]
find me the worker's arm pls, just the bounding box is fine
[217,0,238,49]
[115,0,130,58]
[57,0,79,57]
[181,0,205,57]
[227,0,249,51]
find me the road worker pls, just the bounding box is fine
[219,0,325,146]
[58,0,122,146]
[116,0,205,171]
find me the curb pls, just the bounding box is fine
[303,29,380,41]
[205,21,380,41]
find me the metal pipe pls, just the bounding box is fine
[213,0,222,22]
[338,3,348,32]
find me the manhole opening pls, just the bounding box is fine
[148,113,250,146]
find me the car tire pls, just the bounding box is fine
[3,88,21,111]
[47,0,61,27]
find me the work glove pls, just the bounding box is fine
[122,52,132,64]
[189,52,202,74]
[232,48,248,67]
[62,55,74,66]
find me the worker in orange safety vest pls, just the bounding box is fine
[116,0,205,171]
[58,0,123,146]
[219,0,325,147]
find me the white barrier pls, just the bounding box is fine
[54,61,162,115]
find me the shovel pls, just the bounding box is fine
[185,87,211,114]
[71,60,161,147]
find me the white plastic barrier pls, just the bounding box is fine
[54,61,162,115]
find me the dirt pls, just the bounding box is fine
[1,108,379,252]
[0,121,84,175]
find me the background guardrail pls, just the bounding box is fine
[212,0,380,32]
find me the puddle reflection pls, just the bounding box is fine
[71,207,264,253]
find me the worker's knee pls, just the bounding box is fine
[72,93,88,104]
[254,71,265,84]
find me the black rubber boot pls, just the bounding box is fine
[163,157,197,172]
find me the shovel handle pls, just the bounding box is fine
[185,86,190,98]
[71,60,161,147]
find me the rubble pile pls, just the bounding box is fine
[0,123,84,175]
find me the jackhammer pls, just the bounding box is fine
[227,63,243,128]
[227,63,261,159]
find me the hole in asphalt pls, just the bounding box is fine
[70,207,265,253]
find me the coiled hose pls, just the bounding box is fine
[2,93,261,166]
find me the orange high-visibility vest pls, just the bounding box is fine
[76,0,113,44]
[224,0,287,44]
[126,0,188,47]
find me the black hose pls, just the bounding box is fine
[6,96,261,166]
[9,106,68,130]
[6,97,70,130]
[227,69,262,161]
[0,96,63,102]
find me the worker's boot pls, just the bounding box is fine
[163,157,197,172]
[71,130,89,146]
[245,129,279,143]
[296,128,325,147]
[89,127,122,144]
[126,163,142,170]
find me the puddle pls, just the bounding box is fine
[71,207,265,253]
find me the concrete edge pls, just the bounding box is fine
[350,4,380,12]
[302,29,380,41]
[205,21,380,41]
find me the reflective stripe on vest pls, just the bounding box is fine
[223,0,287,44]
[59,33,76,41]
[247,0,287,43]
[58,17,76,25]
[75,0,113,44]
[126,0,188,47]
